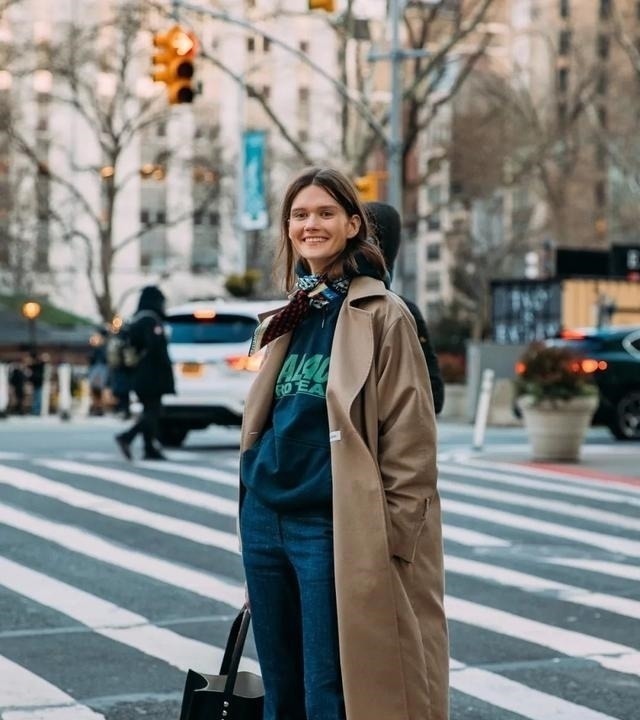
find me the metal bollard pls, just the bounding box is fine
[58,363,72,421]
[0,363,8,418]
[472,368,495,451]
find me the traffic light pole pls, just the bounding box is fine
[388,0,403,218]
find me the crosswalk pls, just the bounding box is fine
[0,449,638,720]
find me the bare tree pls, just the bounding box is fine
[3,3,222,321]
[441,35,601,337]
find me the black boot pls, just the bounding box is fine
[115,434,132,461]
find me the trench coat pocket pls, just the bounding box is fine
[388,497,431,563]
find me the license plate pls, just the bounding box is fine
[180,362,204,377]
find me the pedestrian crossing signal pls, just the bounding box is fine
[308,0,336,10]
[151,25,198,105]
[354,174,379,202]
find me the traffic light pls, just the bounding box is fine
[354,174,379,202]
[308,0,336,10]
[151,25,198,105]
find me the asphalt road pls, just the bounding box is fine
[0,417,638,720]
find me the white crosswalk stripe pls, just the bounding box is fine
[0,453,637,720]
[0,655,105,720]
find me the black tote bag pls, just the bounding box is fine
[178,606,264,720]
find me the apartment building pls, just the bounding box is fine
[415,0,640,322]
[0,0,345,320]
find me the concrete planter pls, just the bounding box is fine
[440,384,467,420]
[517,394,599,462]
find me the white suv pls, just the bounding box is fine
[158,298,283,447]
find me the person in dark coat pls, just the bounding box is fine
[366,201,445,414]
[28,352,46,416]
[115,286,175,460]
[9,359,27,414]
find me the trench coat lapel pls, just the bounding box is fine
[327,277,385,422]
[327,302,373,423]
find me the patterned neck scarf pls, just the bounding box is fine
[249,273,350,356]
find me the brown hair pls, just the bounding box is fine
[277,166,386,290]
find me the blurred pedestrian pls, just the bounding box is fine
[239,168,449,720]
[114,286,175,461]
[8,358,27,414]
[28,352,45,416]
[87,329,109,416]
[110,363,132,419]
[366,201,445,414]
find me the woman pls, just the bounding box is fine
[239,167,449,720]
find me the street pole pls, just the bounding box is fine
[388,0,403,217]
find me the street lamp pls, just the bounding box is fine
[22,301,41,351]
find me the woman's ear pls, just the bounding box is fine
[347,214,361,239]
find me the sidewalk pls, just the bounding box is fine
[476,441,640,487]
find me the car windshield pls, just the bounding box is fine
[167,314,257,344]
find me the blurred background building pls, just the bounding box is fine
[0,0,638,344]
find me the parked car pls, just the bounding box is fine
[544,325,640,440]
[158,298,283,447]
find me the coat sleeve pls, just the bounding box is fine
[402,298,445,415]
[375,311,438,563]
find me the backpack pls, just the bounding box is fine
[106,323,141,370]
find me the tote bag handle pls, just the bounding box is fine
[219,604,252,697]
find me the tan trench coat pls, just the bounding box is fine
[240,276,449,720]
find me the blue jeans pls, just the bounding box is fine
[240,491,345,720]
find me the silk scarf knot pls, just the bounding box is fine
[249,274,350,356]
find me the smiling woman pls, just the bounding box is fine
[238,167,449,720]
[287,185,361,274]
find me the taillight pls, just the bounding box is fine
[515,361,526,375]
[581,358,607,373]
[225,351,265,372]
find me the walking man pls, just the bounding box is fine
[115,286,175,461]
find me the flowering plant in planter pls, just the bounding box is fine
[514,342,599,461]
[514,342,598,404]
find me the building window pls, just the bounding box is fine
[209,212,219,225]
[426,243,441,261]
[157,122,166,137]
[140,209,150,225]
[247,37,255,52]
[597,34,610,59]
[559,0,570,18]
[596,144,607,169]
[262,85,270,100]
[299,40,309,53]
[557,101,567,122]
[156,210,166,224]
[599,0,611,20]
[597,70,608,94]
[557,67,569,92]
[637,1,640,20]
[426,271,441,292]
[598,106,607,127]
[194,211,203,225]
[559,30,571,55]
[263,37,271,52]
[595,181,606,207]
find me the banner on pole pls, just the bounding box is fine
[241,130,268,230]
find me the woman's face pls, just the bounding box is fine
[288,184,361,275]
